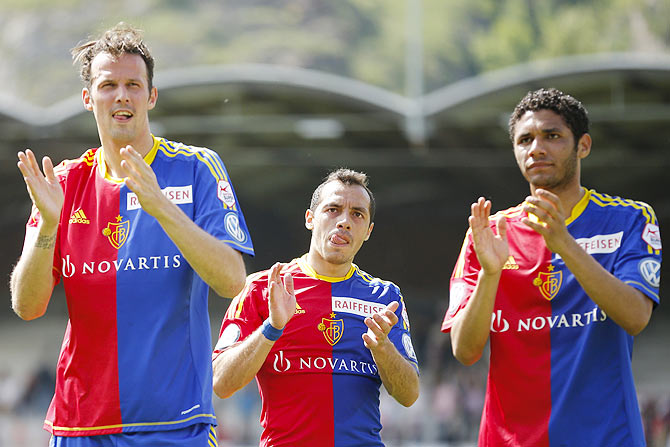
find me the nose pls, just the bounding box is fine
[527,137,545,158]
[115,85,130,103]
[337,215,351,230]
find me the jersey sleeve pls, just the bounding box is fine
[212,274,267,360]
[387,287,420,373]
[441,228,480,332]
[612,203,662,305]
[193,148,254,256]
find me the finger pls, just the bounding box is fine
[42,157,57,183]
[522,218,546,235]
[496,215,507,242]
[23,149,42,177]
[361,332,375,349]
[283,273,294,296]
[268,263,280,287]
[386,301,399,313]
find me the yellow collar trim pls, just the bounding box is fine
[564,187,590,225]
[296,255,356,282]
[96,135,160,183]
[526,187,590,226]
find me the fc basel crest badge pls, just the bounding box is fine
[102,214,130,249]
[318,313,344,346]
[533,265,562,301]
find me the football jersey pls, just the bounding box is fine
[24,136,254,437]
[213,256,419,447]
[441,189,661,447]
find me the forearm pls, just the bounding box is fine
[213,329,274,398]
[450,270,501,365]
[558,241,653,335]
[154,202,246,297]
[10,225,57,320]
[371,343,419,407]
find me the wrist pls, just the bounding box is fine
[261,318,284,341]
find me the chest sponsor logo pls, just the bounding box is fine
[638,258,661,288]
[126,185,193,211]
[224,212,247,243]
[533,265,562,301]
[642,224,662,250]
[332,296,386,318]
[272,350,379,376]
[573,231,623,256]
[102,215,130,249]
[318,313,344,346]
[217,180,236,208]
[69,208,90,224]
[60,254,182,278]
[490,306,608,333]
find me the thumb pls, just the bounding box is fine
[283,273,294,297]
[496,215,507,242]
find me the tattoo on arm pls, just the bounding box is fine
[35,234,57,250]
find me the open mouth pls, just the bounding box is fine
[329,232,350,246]
[112,110,133,121]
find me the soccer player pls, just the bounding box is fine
[442,88,662,446]
[10,23,254,446]
[212,168,420,447]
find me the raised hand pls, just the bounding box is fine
[362,301,399,351]
[267,263,296,330]
[119,145,167,217]
[469,197,509,275]
[17,149,64,228]
[521,189,572,254]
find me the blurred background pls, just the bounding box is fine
[0,0,669,446]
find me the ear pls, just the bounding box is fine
[82,88,93,111]
[147,86,158,110]
[364,222,374,241]
[305,209,314,230]
[576,133,591,159]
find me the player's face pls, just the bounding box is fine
[306,181,374,275]
[513,109,590,192]
[83,52,157,146]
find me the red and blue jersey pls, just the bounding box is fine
[214,256,419,447]
[442,189,661,447]
[25,136,254,437]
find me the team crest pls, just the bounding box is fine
[533,266,562,301]
[102,215,130,249]
[318,313,344,346]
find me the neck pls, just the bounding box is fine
[305,250,353,279]
[101,132,154,178]
[531,181,585,218]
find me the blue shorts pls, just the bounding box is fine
[49,424,217,447]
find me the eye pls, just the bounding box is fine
[547,133,560,139]
[517,136,531,145]
[353,211,364,218]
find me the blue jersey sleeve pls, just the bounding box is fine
[192,148,254,256]
[613,203,661,304]
[387,287,420,373]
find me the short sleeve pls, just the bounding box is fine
[213,275,267,360]
[387,289,419,373]
[612,204,662,305]
[441,229,480,332]
[193,148,254,256]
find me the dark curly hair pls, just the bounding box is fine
[71,22,154,91]
[310,168,376,223]
[508,88,589,143]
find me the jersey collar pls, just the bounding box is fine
[96,135,160,183]
[296,254,357,282]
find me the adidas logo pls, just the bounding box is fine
[69,208,90,224]
[295,302,306,315]
[502,256,519,270]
